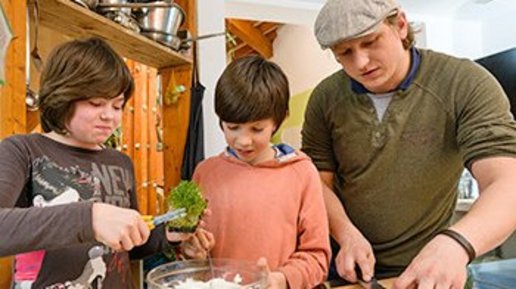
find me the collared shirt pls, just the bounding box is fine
[351,47,421,94]
[226,143,296,162]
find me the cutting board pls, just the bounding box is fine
[332,278,396,288]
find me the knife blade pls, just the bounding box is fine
[356,266,387,289]
[358,277,387,289]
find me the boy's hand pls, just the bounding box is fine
[257,257,288,289]
[174,228,215,259]
[92,203,150,251]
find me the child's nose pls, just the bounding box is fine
[236,134,252,146]
[100,107,115,120]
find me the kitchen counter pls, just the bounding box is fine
[332,278,396,288]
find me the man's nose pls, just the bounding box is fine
[352,51,370,71]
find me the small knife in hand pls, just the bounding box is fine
[355,266,387,289]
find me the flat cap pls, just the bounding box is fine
[314,0,400,49]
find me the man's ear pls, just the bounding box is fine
[396,11,409,40]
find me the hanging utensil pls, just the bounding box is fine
[25,4,38,111]
[30,0,43,71]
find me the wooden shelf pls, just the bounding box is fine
[37,0,192,69]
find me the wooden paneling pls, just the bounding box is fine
[176,0,196,37]
[146,68,163,214]
[122,60,135,161]
[36,0,192,69]
[0,0,26,285]
[0,256,12,289]
[0,0,26,139]
[160,64,192,196]
[131,63,150,215]
[121,62,163,216]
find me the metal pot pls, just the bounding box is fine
[72,0,98,10]
[97,0,131,15]
[136,2,185,36]
[141,30,181,50]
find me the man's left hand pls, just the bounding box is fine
[393,234,469,289]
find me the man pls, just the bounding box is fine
[301,0,516,288]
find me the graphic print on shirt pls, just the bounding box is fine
[27,156,133,289]
[31,156,100,205]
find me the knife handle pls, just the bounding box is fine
[355,264,366,282]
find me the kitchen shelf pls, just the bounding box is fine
[37,0,192,69]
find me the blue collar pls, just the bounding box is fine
[351,47,420,94]
[226,143,295,160]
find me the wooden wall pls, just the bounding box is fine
[0,1,26,286]
[0,0,26,138]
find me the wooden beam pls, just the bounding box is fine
[227,19,273,59]
[257,22,281,35]
[233,45,257,59]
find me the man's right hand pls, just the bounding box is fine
[319,171,376,283]
[335,222,376,283]
[92,203,150,251]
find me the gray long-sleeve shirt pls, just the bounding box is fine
[0,134,170,288]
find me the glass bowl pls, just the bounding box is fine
[146,258,268,289]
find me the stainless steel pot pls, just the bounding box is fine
[97,0,131,15]
[136,2,185,36]
[72,0,99,10]
[142,30,181,50]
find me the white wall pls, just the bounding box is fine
[225,0,320,25]
[408,14,483,59]
[482,13,516,56]
[198,0,227,157]
[271,25,340,95]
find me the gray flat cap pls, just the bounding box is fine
[314,0,400,49]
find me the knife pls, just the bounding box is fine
[355,266,387,289]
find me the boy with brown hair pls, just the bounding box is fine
[193,55,330,289]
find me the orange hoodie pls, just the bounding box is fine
[193,146,330,288]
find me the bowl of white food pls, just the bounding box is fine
[146,258,268,289]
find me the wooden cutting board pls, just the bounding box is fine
[331,278,396,288]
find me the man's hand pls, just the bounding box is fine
[393,234,469,289]
[335,224,376,283]
[92,203,150,251]
[257,257,288,289]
